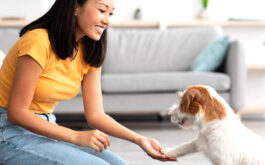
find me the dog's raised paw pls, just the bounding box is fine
[161,148,175,157]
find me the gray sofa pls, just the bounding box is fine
[55,26,246,116]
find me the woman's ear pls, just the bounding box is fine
[75,4,79,16]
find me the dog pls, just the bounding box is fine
[162,85,265,165]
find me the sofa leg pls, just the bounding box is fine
[234,110,241,120]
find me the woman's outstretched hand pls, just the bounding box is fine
[136,136,177,162]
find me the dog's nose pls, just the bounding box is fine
[178,120,184,125]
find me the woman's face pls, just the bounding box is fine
[75,0,115,41]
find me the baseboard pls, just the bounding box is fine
[242,113,265,120]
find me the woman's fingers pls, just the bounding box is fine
[97,131,110,148]
[73,130,110,152]
[137,136,178,162]
[101,132,110,147]
[148,150,177,161]
[92,130,110,152]
[91,143,100,152]
[93,139,105,152]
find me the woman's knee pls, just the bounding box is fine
[0,138,111,165]
[61,142,128,165]
[95,150,129,165]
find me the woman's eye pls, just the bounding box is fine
[109,13,114,16]
[99,9,105,13]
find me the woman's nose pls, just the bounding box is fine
[102,15,110,26]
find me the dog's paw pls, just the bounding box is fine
[161,148,176,157]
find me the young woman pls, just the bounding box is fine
[0,0,176,164]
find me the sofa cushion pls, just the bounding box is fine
[101,72,230,93]
[103,26,223,74]
[190,36,230,72]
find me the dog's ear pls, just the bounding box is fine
[180,88,202,115]
[186,86,227,122]
[204,97,226,122]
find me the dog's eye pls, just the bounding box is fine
[178,117,188,125]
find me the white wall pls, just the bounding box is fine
[112,0,265,21]
[113,0,200,21]
[0,0,265,22]
[0,0,55,20]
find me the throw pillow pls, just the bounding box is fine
[190,36,230,72]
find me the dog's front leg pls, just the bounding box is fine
[162,139,198,158]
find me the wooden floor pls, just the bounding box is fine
[108,119,265,165]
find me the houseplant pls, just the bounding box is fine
[203,0,209,9]
[198,0,210,19]
[134,8,142,20]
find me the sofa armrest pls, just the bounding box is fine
[225,40,247,110]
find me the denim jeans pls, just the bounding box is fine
[0,107,128,165]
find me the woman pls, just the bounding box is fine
[0,0,176,164]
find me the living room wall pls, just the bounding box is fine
[113,0,265,21]
[0,0,264,22]
[0,0,265,113]
[0,0,54,20]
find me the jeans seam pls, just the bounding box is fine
[1,140,66,165]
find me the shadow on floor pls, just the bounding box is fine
[55,112,265,130]
[55,113,173,130]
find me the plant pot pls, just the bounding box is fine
[134,9,142,20]
[197,9,209,19]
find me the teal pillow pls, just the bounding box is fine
[190,36,230,72]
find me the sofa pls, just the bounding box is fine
[55,26,246,116]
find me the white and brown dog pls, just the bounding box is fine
[162,85,265,165]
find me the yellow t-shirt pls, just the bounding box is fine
[0,29,96,114]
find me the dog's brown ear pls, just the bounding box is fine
[186,86,227,122]
[180,88,202,115]
[204,97,226,122]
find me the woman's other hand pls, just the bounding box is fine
[136,136,177,162]
[72,130,110,152]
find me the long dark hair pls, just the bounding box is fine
[20,0,107,67]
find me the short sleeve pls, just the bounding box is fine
[89,66,97,71]
[17,29,50,69]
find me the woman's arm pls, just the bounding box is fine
[7,55,76,142]
[82,67,140,143]
[82,67,177,161]
[7,56,109,152]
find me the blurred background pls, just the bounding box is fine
[1,0,265,115]
[1,1,265,164]
[0,0,265,21]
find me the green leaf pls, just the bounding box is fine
[203,0,209,9]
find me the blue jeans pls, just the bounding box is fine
[0,107,128,165]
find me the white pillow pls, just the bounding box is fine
[0,49,5,67]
